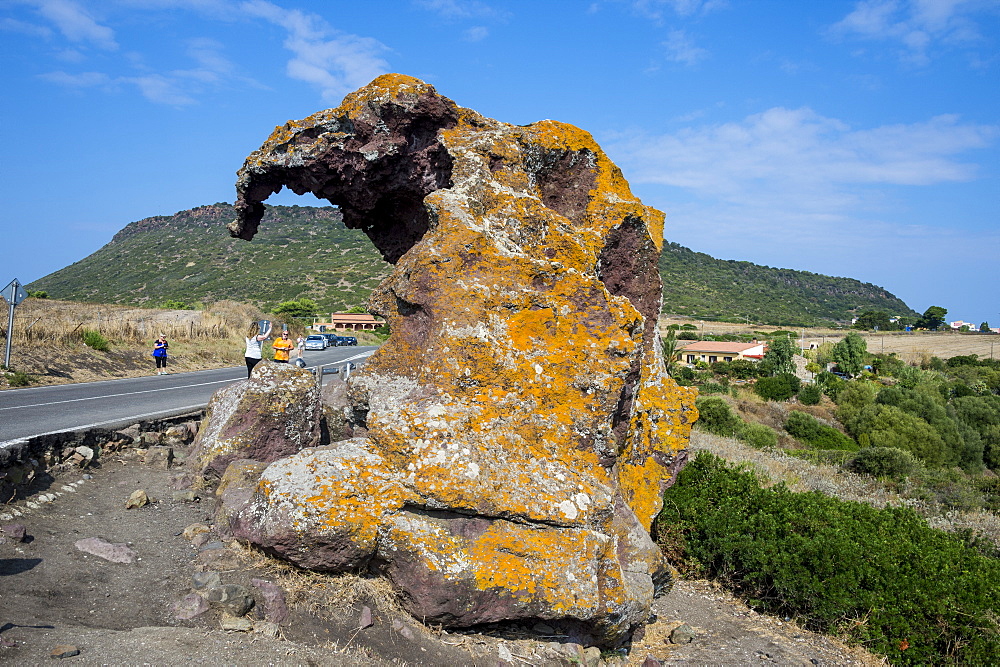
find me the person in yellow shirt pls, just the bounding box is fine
[271,330,295,363]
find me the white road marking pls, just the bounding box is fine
[0,378,237,411]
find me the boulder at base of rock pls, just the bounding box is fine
[224,74,697,647]
[191,361,320,480]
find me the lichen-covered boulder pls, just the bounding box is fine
[226,74,697,646]
[192,361,320,480]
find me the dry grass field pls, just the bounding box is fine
[659,315,999,364]
[0,299,382,388]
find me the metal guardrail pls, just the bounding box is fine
[314,361,359,387]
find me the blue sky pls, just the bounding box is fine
[1,0,997,325]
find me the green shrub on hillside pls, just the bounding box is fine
[797,383,822,405]
[81,329,110,351]
[784,411,857,451]
[846,447,920,480]
[695,397,742,436]
[754,373,800,401]
[736,421,778,449]
[695,397,778,449]
[656,452,1000,663]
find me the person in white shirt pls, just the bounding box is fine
[244,321,271,378]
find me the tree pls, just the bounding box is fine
[28,290,48,299]
[917,306,947,331]
[760,336,795,376]
[661,330,679,377]
[832,332,867,377]
[274,297,318,318]
[853,310,894,331]
[981,322,991,333]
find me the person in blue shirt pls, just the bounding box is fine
[153,334,169,375]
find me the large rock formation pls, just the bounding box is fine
[191,362,321,480]
[224,74,697,645]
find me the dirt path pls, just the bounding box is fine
[2,439,885,666]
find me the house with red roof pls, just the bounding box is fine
[677,340,767,364]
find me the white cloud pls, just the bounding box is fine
[38,69,111,87]
[831,0,996,64]
[463,25,489,42]
[124,74,197,105]
[604,107,998,316]
[0,16,53,38]
[39,37,246,105]
[607,107,997,210]
[662,29,708,64]
[413,0,505,20]
[32,0,117,50]
[240,0,390,102]
[627,0,728,20]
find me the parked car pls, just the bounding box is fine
[304,334,327,350]
[340,336,357,346]
[322,333,341,347]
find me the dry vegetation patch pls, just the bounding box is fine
[0,299,385,389]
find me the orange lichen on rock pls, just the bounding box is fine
[219,74,697,646]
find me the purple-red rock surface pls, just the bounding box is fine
[220,74,697,646]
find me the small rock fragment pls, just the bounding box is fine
[173,593,210,620]
[50,645,80,658]
[171,490,198,503]
[74,537,137,564]
[219,613,254,632]
[124,489,149,509]
[0,523,27,543]
[641,657,662,667]
[73,446,94,466]
[192,571,221,590]
[182,523,211,541]
[669,623,695,644]
[253,621,281,638]
[143,445,174,469]
[251,578,289,623]
[358,605,373,629]
[203,584,255,616]
[532,622,555,635]
[391,618,414,640]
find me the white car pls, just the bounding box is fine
[304,335,327,350]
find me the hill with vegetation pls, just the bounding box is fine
[28,203,390,314]
[659,242,917,326]
[29,204,917,324]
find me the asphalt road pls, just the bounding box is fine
[0,346,376,444]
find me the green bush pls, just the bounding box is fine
[847,446,920,480]
[656,452,1000,664]
[694,397,741,437]
[81,329,110,351]
[699,382,730,395]
[736,421,778,449]
[754,373,800,401]
[784,411,857,451]
[2,367,36,386]
[797,383,821,405]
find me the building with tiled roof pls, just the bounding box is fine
[313,312,386,331]
[677,340,767,364]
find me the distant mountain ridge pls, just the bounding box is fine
[29,204,917,325]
